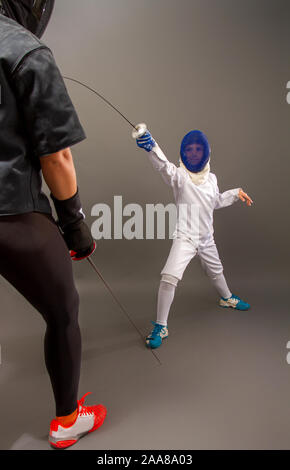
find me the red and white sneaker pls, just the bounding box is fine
[49,392,107,449]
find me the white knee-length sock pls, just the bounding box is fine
[156,281,176,326]
[211,273,231,299]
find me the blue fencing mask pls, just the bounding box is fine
[180,130,210,173]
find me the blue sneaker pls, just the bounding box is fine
[146,321,168,349]
[219,294,250,311]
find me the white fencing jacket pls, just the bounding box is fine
[147,144,241,248]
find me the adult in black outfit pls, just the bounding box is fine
[0,1,106,449]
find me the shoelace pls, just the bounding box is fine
[229,295,241,304]
[78,392,96,417]
[231,295,241,301]
[149,321,164,338]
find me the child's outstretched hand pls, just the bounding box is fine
[238,189,253,206]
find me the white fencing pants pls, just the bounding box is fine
[156,238,232,325]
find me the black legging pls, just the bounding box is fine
[0,211,81,416]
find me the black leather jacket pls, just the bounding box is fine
[0,14,86,215]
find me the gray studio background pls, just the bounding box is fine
[1,0,290,450]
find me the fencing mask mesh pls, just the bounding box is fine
[180,130,211,173]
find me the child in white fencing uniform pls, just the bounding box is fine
[136,128,253,349]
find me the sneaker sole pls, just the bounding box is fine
[219,302,250,311]
[49,409,107,449]
[49,438,80,449]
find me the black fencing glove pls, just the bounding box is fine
[50,188,96,261]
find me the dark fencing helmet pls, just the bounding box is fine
[180,129,211,173]
[0,0,55,38]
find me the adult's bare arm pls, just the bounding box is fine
[40,147,77,200]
